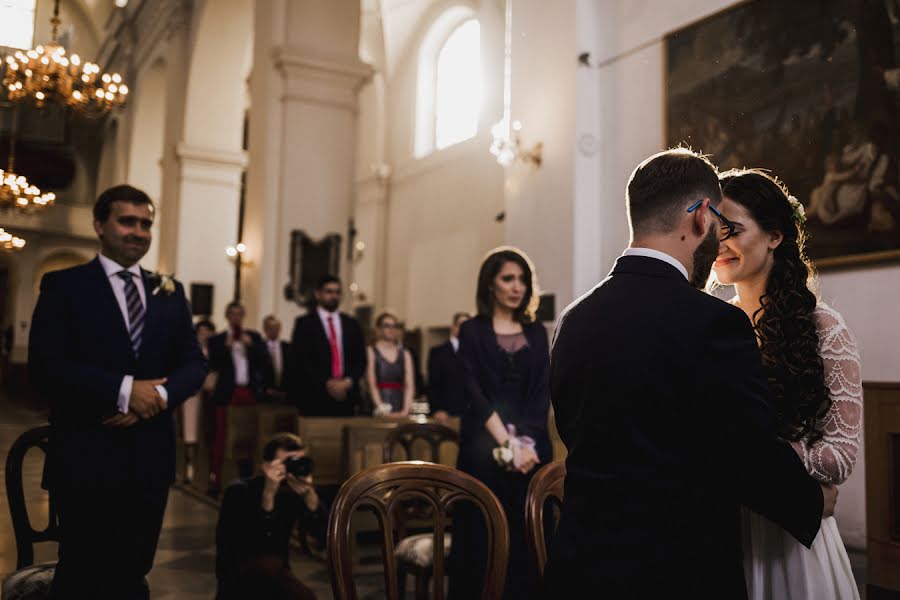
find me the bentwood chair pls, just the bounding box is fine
[524,459,566,576]
[382,423,460,598]
[2,425,58,600]
[327,461,509,600]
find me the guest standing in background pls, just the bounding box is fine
[207,302,268,495]
[262,315,291,403]
[450,247,552,600]
[181,319,216,484]
[365,312,414,417]
[288,275,366,416]
[428,311,470,422]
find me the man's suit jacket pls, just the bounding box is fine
[207,329,268,405]
[427,341,467,416]
[28,257,207,487]
[541,255,823,599]
[288,311,366,416]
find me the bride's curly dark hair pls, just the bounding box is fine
[719,169,829,444]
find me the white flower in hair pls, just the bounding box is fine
[787,195,806,225]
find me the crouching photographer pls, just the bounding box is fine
[215,433,327,600]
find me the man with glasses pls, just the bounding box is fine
[541,148,836,598]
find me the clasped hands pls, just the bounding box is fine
[103,377,168,428]
[325,377,352,401]
[493,432,540,474]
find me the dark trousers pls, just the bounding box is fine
[49,477,169,600]
[217,555,317,600]
[211,386,256,487]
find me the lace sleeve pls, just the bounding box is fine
[791,304,863,484]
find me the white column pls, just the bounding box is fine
[171,144,246,318]
[244,0,372,327]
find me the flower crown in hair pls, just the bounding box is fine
[787,195,806,225]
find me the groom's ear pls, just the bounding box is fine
[690,198,711,236]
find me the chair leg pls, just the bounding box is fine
[414,569,428,600]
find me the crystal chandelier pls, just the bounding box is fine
[0,228,26,251]
[1,0,128,117]
[0,107,56,212]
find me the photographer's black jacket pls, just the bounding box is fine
[215,475,327,590]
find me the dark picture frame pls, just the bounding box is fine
[665,0,900,269]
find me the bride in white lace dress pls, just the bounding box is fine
[712,169,862,600]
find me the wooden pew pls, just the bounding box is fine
[864,381,900,598]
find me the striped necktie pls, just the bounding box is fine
[117,270,145,356]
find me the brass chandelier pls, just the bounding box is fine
[1,0,128,117]
[0,228,26,251]
[0,107,56,212]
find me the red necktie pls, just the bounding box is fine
[326,315,342,378]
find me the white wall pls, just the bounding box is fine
[353,0,507,330]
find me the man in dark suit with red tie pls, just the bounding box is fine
[288,275,366,416]
[29,185,207,600]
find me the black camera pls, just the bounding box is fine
[284,455,314,478]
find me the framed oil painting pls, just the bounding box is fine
[666,0,900,268]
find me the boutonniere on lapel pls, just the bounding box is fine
[147,271,176,296]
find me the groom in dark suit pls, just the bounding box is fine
[541,149,837,598]
[29,185,207,600]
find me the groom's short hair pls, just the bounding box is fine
[626,147,721,235]
[93,184,154,223]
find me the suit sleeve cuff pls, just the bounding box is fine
[118,375,134,414]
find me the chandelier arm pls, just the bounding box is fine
[6,104,20,172]
[51,0,62,44]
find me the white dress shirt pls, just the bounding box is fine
[230,337,250,386]
[97,253,168,414]
[449,336,460,353]
[622,247,689,281]
[267,339,283,386]
[317,306,344,375]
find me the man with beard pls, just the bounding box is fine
[29,185,207,599]
[540,148,836,598]
[288,275,366,416]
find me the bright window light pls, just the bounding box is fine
[434,19,481,150]
[0,0,37,50]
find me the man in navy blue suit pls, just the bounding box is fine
[29,185,207,600]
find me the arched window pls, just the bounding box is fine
[0,0,37,50]
[415,12,482,158]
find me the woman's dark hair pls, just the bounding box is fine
[719,168,829,444]
[475,246,540,323]
[374,311,399,328]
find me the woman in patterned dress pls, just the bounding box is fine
[712,169,862,600]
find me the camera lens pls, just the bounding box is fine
[285,455,314,477]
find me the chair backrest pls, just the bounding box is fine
[328,461,509,600]
[381,422,459,464]
[524,459,566,576]
[4,424,59,569]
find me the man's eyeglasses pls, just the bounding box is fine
[687,199,736,241]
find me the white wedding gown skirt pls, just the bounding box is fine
[742,508,859,600]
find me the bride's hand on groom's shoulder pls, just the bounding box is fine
[821,483,838,518]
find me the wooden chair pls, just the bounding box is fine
[382,423,460,598]
[381,422,459,464]
[328,461,509,600]
[524,459,566,576]
[2,424,58,600]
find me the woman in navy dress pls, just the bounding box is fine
[450,246,552,599]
